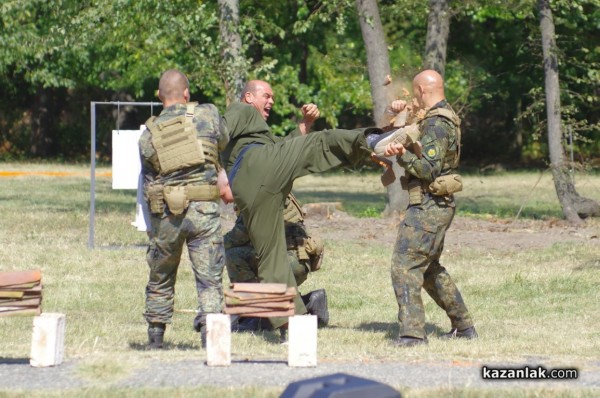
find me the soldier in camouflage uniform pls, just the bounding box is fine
[224,193,329,329]
[139,69,230,349]
[376,70,477,347]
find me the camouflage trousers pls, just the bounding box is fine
[144,200,224,328]
[226,245,310,287]
[391,194,473,339]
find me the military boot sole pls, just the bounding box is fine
[371,124,420,156]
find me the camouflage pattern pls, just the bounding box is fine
[140,102,228,328]
[392,100,473,339]
[224,215,310,286]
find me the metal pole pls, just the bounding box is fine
[88,101,162,249]
[88,102,97,248]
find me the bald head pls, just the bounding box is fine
[158,69,190,105]
[241,80,274,120]
[412,69,445,109]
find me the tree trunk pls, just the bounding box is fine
[423,0,450,77]
[218,0,246,105]
[30,87,56,157]
[538,0,599,223]
[356,0,408,215]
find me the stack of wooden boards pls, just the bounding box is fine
[224,283,296,317]
[0,270,42,317]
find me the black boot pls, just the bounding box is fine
[192,315,208,348]
[147,323,166,350]
[302,289,329,327]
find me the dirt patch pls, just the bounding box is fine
[221,203,600,253]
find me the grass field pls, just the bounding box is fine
[0,163,599,397]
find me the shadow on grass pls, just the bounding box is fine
[0,357,29,365]
[456,196,562,219]
[128,341,199,351]
[357,321,447,340]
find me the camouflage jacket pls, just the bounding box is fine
[396,100,460,184]
[139,102,228,189]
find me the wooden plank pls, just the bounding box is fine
[0,270,41,287]
[0,297,42,308]
[0,308,41,317]
[237,309,295,318]
[231,283,288,294]
[225,296,296,306]
[0,281,40,290]
[225,300,292,310]
[0,291,24,299]
[224,303,294,315]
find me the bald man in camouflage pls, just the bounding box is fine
[376,70,477,346]
[139,69,230,349]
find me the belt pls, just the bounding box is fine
[227,144,262,183]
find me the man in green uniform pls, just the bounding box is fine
[222,80,380,330]
[224,192,328,330]
[378,70,477,346]
[139,69,230,349]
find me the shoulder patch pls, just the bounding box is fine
[425,146,437,159]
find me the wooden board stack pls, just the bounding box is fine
[224,283,296,318]
[0,270,42,317]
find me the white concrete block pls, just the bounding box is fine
[288,315,317,367]
[206,314,231,366]
[30,313,66,367]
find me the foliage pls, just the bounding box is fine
[0,0,598,166]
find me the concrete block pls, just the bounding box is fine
[206,314,231,366]
[30,313,66,367]
[288,315,317,367]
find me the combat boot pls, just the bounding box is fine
[302,289,329,327]
[441,326,478,340]
[192,315,208,348]
[366,124,421,156]
[147,322,166,350]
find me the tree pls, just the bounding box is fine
[218,0,246,105]
[423,0,451,76]
[537,0,599,223]
[356,0,408,215]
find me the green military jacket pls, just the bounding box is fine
[221,102,301,172]
[139,102,228,189]
[397,100,460,184]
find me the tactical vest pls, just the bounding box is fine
[405,106,463,204]
[144,103,221,214]
[420,106,461,171]
[145,102,219,175]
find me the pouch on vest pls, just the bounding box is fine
[163,186,188,215]
[147,183,165,214]
[305,235,324,272]
[429,174,463,196]
[147,114,205,175]
[408,179,423,205]
[283,193,305,224]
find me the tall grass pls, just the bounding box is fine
[0,163,599,397]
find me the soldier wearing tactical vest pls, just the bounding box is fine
[222,80,383,333]
[139,69,231,349]
[374,69,477,347]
